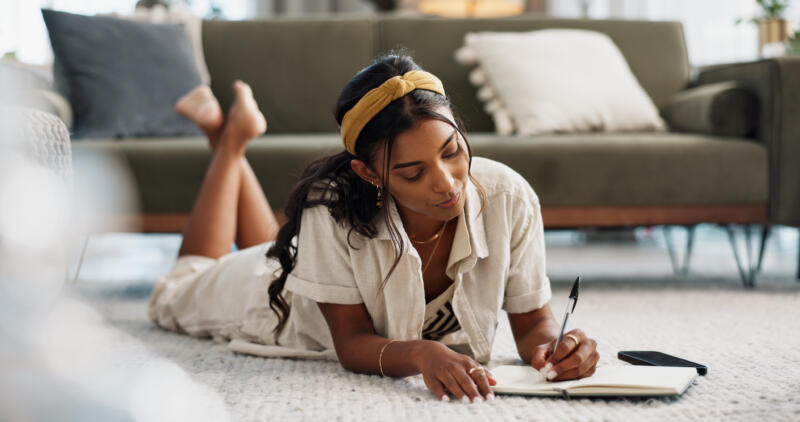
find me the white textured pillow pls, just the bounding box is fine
[455,29,666,135]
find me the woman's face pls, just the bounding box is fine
[372,108,470,223]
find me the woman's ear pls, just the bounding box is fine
[350,159,379,186]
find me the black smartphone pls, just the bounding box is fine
[618,351,707,375]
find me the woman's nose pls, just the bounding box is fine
[430,163,455,193]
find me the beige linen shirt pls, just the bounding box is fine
[260,157,552,364]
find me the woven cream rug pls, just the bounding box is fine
[48,275,799,422]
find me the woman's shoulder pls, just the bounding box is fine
[470,157,539,205]
[300,201,345,230]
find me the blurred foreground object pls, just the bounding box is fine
[0,107,127,420]
[0,107,73,285]
[0,106,229,420]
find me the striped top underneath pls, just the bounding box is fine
[422,283,461,341]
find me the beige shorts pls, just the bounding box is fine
[148,241,281,344]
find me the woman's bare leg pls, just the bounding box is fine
[175,81,275,258]
[177,138,243,258]
[235,156,281,248]
[198,83,280,248]
[177,84,281,249]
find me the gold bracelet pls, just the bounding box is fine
[378,340,398,377]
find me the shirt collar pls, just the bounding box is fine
[373,178,489,264]
[448,178,489,277]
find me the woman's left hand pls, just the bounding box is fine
[529,329,599,382]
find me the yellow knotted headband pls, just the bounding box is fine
[340,70,446,155]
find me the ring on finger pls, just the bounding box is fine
[565,333,580,347]
[468,367,485,376]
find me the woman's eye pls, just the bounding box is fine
[400,143,462,181]
[444,144,461,159]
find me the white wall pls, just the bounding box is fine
[2,0,140,64]
[4,0,798,66]
[549,0,800,66]
[0,0,378,64]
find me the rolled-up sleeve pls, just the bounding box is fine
[284,205,363,305]
[502,188,552,313]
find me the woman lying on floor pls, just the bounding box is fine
[149,54,598,404]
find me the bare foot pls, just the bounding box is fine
[218,80,267,152]
[175,85,224,148]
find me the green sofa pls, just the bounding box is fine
[70,16,800,281]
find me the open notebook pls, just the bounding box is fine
[490,365,697,398]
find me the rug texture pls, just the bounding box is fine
[51,276,800,422]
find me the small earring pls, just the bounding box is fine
[375,185,383,209]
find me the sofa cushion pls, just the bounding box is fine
[72,136,343,214]
[469,133,767,207]
[201,18,377,134]
[455,29,666,135]
[72,133,767,215]
[42,9,202,139]
[380,17,690,133]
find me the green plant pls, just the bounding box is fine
[756,0,790,19]
[736,0,792,24]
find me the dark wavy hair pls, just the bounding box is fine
[265,53,486,339]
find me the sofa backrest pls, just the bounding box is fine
[202,17,377,134]
[203,16,689,134]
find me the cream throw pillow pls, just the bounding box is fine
[455,29,666,135]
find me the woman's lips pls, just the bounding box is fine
[437,191,460,208]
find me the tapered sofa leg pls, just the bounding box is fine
[755,225,770,273]
[664,225,696,276]
[725,225,756,288]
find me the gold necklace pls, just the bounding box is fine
[420,220,448,275]
[410,220,448,245]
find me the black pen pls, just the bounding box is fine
[553,276,581,353]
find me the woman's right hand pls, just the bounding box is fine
[413,340,497,403]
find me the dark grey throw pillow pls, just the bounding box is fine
[42,9,202,139]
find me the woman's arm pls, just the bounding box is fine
[317,302,422,376]
[507,304,599,381]
[317,302,496,402]
[507,303,560,364]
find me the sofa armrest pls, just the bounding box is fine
[660,81,757,137]
[697,57,800,226]
[4,89,74,130]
